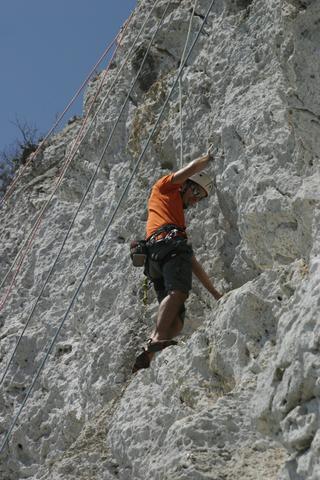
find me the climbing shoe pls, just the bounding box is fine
[132,339,178,373]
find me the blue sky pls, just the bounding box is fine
[0,0,137,153]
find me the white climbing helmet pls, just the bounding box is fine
[188,172,213,197]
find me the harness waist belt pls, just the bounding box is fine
[147,224,186,245]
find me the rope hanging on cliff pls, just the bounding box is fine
[0,0,156,315]
[0,0,216,453]
[179,0,198,168]
[0,0,161,385]
[0,0,166,389]
[1,0,198,388]
[183,94,203,145]
[0,27,128,308]
[0,35,120,208]
[0,39,123,313]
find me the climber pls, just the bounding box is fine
[132,146,223,373]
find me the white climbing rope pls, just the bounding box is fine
[179,0,198,168]
[0,0,216,453]
[183,94,203,145]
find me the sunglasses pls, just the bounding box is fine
[190,183,206,200]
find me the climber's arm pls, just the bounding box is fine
[191,255,222,300]
[172,146,214,185]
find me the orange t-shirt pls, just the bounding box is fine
[146,174,186,238]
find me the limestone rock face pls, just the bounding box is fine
[0,0,319,479]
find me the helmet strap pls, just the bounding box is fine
[180,180,193,209]
[180,179,193,195]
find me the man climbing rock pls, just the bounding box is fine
[132,147,222,372]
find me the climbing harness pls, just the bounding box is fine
[0,0,215,453]
[130,224,186,267]
[0,0,157,315]
[0,0,164,387]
